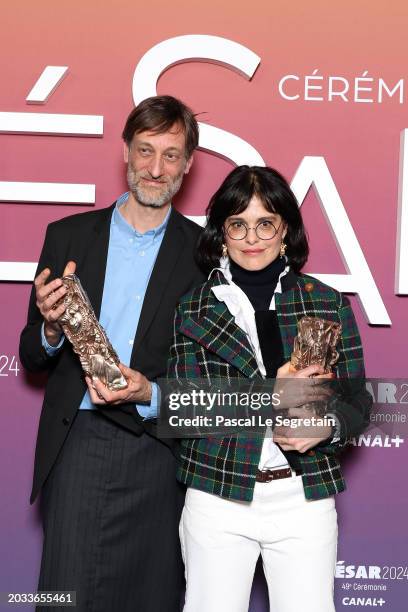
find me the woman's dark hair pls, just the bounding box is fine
[197,165,309,273]
[122,95,199,159]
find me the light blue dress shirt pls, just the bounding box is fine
[41,193,169,419]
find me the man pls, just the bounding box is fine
[19,95,205,612]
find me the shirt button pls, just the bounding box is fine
[62,417,70,426]
[139,250,145,257]
[135,295,141,301]
[129,339,134,346]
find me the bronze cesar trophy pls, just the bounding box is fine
[290,316,342,374]
[289,316,342,417]
[55,274,128,391]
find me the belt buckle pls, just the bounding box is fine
[261,470,274,483]
[257,468,277,483]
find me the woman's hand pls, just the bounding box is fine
[273,421,334,453]
[274,362,333,410]
[273,361,334,452]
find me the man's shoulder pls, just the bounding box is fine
[171,209,203,238]
[47,203,115,235]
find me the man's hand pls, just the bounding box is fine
[35,261,76,346]
[86,363,152,406]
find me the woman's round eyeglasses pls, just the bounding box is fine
[225,219,282,240]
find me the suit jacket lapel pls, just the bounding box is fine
[79,204,114,319]
[179,276,260,378]
[130,209,185,363]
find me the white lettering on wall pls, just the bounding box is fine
[25,66,69,104]
[396,130,408,294]
[132,36,265,169]
[278,71,404,104]
[291,157,391,324]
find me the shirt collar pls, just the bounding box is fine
[209,256,290,296]
[112,191,171,238]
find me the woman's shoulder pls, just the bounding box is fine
[293,272,349,309]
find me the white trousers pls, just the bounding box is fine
[180,475,337,612]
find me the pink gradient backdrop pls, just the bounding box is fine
[1,1,407,610]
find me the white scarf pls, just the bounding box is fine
[209,257,290,470]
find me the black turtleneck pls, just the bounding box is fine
[229,257,286,377]
[230,256,286,311]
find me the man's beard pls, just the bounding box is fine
[127,162,185,208]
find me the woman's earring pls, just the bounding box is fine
[222,244,228,257]
[280,242,287,258]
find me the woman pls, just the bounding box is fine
[167,166,371,612]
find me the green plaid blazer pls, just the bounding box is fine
[167,269,371,501]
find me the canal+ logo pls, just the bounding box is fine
[348,434,404,449]
[342,597,386,607]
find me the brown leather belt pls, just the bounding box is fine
[255,467,300,483]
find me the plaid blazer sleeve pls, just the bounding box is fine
[317,293,372,453]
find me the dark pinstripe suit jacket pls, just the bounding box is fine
[20,203,204,503]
